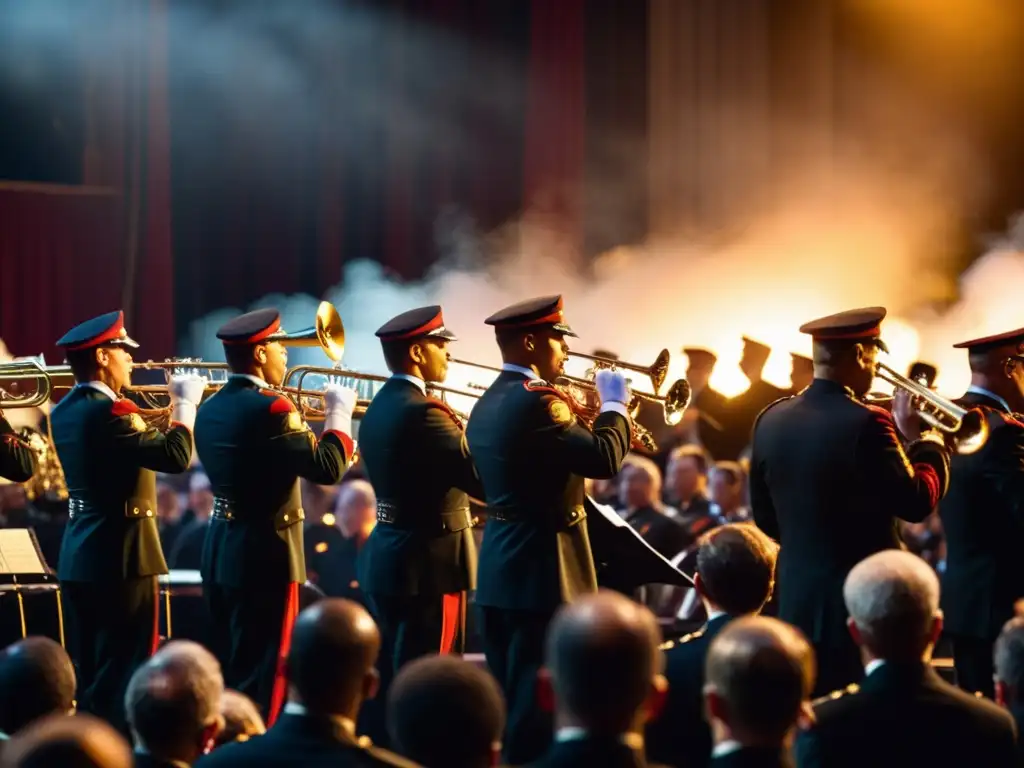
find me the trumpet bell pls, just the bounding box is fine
[279,301,345,362]
[663,379,692,426]
[948,407,989,455]
[649,349,670,394]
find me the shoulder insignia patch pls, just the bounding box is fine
[111,398,141,417]
[285,411,306,433]
[547,398,573,425]
[128,412,147,432]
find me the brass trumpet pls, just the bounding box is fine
[568,349,671,394]
[873,362,989,454]
[280,365,483,421]
[556,374,692,427]
[0,356,75,408]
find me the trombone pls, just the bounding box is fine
[873,362,989,454]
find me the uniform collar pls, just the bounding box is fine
[554,728,644,750]
[502,363,542,382]
[865,658,886,677]
[283,702,356,740]
[712,739,742,757]
[966,385,1012,413]
[230,373,270,389]
[78,381,118,401]
[391,373,426,395]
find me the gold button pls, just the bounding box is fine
[132,507,139,516]
[146,510,153,517]
[283,514,289,522]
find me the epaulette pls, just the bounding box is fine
[752,395,792,428]
[811,682,860,707]
[659,627,705,651]
[523,379,571,401]
[425,396,464,427]
[111,398,141,416]
[261,390,297,415]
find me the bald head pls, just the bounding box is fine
[704,616,814,743]
[334,479,376,537]
[546,590,664,732]
[0,637,76,735]
[3,713,132,768]
[287,598,381,716]
[843,550,941,661]
[125,640,224,759]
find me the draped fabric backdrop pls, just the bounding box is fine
[647,0,835,235]
[0,0,644,358]
[0,0,171,362]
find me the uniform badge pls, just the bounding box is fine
[129,412,147,432]
[548,399,573,425]
[285,411,306,433]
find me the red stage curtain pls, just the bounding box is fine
[0,184,123,361]
[81,0,175,359]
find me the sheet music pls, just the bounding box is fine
[585,495,680,568]
[0,529,47,575]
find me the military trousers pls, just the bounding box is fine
[204,581,298,725]
[478,605,554,765]
[61,576,159,734]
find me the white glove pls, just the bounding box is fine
[322,383,358,436]
[168,374,205,430]
[594,369,631,417]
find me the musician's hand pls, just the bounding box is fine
[169,374,205,407]
[594,369,630,406]
[892,388,922,442]
[322,384,357,436]
[168,374,205,431]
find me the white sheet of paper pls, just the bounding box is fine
[0,529,46,575]
[586,496,677,567]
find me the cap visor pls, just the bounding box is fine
[874,338,889,354]
[428,328,458,341]
[552,322,577,338]
[117,336,140,349]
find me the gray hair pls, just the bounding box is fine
[843,550,940,660]
[994,617,1024,702]
[125,640,224,753]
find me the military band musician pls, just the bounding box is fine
[749,307,952,697]
[939,327,1024,698]
[194,309,358,725]
[357,305,484,670]
[50,310,203,731]
[464,295,632,764]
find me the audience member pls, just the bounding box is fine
[617,455,687,560]
[125,640,225,767]
[795,550,1016,767]
[388,655,504,768]
[213,690,266,748]
[305,479,376,604]
[704,616,814,767]
[196,598,416,767]
[0,637,76,739]
[2,713,132,768]
[993,616,1024,765]
[708,463,750,522]
[531,590,667,768]
[647,524,777,768]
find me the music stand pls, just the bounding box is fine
[0,528,63,647]
[157,569,203,639]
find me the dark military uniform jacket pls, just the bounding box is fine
[646,613,734,768]
[465,369,631,612]
[51,383,192,582]
[795,661,1017,768]
[194,712,419,768]
[0,415,36,482]
[194,376,352,588]
[939,390,1024,641]
[749,378,950,645]
[527,735,669,768]
[357,376,483,596]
